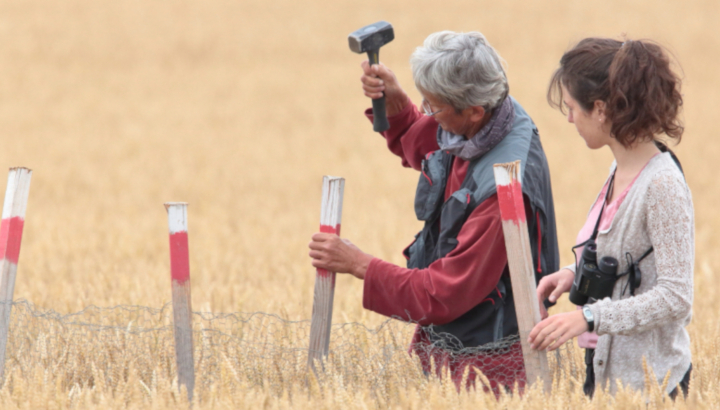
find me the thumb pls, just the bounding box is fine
[372,63,392,81]
[361,59,372,75]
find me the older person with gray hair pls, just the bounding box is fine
[309,31,558,393]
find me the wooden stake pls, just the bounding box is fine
[164,202,195,401]
[307,176,344,373]
[0,168,32,383]
[493,161,551,392]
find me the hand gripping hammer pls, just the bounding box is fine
[348,21,394,132]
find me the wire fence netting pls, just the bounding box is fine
[0,300,580,402]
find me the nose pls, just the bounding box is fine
[567,111,574,124]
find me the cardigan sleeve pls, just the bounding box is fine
[590,169,694,335]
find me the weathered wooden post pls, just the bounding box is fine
[0,168,32,382]
[493,161,551,392]
[307,176,345,373]
[164,202,195,401]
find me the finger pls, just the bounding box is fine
[361,74,384,86]
[531,317,562,350]
[549,285,566,303]
[528,319,549,344]
[364,91,385,100]
[308,250,325,260]
[539,302,548,320]
[536,280,552,302]
[362,85,385,96]
[547,332,572,351]
[311,233,333,241]
[537,325,564,351]
[311,259,328,269]
[308,241,326,251]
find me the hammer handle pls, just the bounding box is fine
[367,50,389,132]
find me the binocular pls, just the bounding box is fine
[569,240,619,306]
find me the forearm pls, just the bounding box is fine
[362,197,508,325]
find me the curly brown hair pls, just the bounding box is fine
[547,37,684,147]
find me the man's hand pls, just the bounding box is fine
[528,310,588,351]
[308,233,373,280]
[360,61,410,116]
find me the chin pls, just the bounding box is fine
[579,136,602,150]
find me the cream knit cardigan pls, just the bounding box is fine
[565,152,694,395]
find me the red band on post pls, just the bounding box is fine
[169,231,190,284]
[0,217,24,264]
[497,180,526,223]
[319,224,341,235]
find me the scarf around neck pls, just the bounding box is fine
[436,97,516,161]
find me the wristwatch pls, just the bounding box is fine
[582,306,595,332]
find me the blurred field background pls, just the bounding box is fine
[0,0,718,408]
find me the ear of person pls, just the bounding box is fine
[594,100,607,122]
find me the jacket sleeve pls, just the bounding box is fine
[365,102,441,171]
[590,170,694,335]
[362,194,508,326]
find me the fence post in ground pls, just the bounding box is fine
[0,167,32,382]
[493,161,551,392]
[164,202,195,401]
[307,176,345,373]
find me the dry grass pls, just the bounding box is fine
[0,0,718,408]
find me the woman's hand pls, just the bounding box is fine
[537,268,575,304]
[360,61,410,116]
[308,233,373,280]
[528,310,588,351]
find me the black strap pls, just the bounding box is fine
[590,172,615,241]
[618,246,654,296]
[655,140,684,176]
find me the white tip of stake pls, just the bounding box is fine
[493,167,512,187]
[492,161,522,187]
[320,176,345,227]
[164,202,188,234]
[2,168,32,219]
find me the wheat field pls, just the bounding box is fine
[0,0,718,408]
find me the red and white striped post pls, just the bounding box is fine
[307,176,345,373]
[493,161,551,392]
[0,168,32,382]
[164,202,195,401]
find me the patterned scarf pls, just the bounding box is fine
[437,97,515,161]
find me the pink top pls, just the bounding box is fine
[575,155,658,348]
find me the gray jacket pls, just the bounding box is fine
[567,152,694,394]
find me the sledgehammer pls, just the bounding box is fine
[348,21,394,132]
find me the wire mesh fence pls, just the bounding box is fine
[0,299,579,404]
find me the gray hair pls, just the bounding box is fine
[411,31,509,111]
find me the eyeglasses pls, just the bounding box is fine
[421,99,444,117]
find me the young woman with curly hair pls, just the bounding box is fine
[529,38,693,398]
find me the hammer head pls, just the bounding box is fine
[348,21,394,53]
